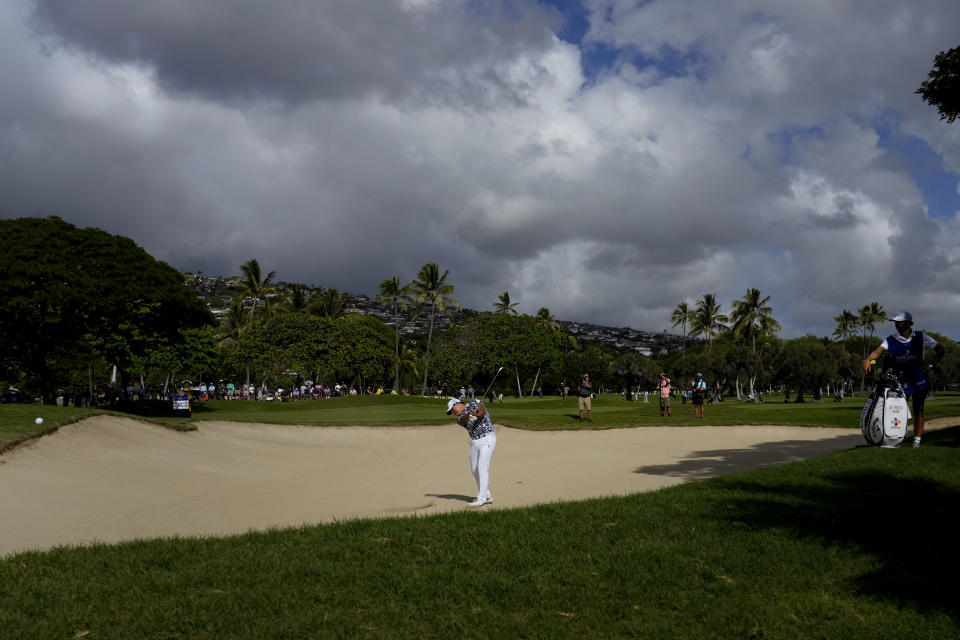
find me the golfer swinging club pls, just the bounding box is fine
[446,396,497,507]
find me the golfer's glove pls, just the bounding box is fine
[466,414,478,430]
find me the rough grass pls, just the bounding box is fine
[1,427,957,638]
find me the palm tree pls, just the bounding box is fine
[218,300,249,346]
[535,307,560,331]
[375,276,412,391]
[409,263,461,396]
[690,293,729,352]
[729,289,781,353]
[494,291,519,315]
[857,302,886,358]
[671,302,693,350]
[316,287,345,319]
[238,258,276,330]
[286,283,316,313]
[857,302,885,390]
[833,309,858,344]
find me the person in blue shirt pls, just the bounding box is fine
[690,373,707,418]
[172,389,192,418]
[864,311,944,448]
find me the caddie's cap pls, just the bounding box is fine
[446,397,461,415]
[891,311,913,323]
[696,372,703,378]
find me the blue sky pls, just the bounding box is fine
[879,128,959,221]
[550,0,959,222]
[2,0,960,338]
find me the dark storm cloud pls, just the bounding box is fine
[30,0,558,107]
[4,0,960,338]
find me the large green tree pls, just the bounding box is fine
[431,313,562,398]
[231,313,392,390]
[0,217,212,401]
[479,313,561,397]
[926,332,959,391]
[777,336,839,402]
[140,326,221,394]
[917,46,960,123]
[608,352,656,400]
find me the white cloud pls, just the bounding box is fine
[2,0,960,338]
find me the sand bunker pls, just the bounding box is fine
[1,415,950,556]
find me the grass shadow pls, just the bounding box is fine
[110,400,217,419]
[633,432,859,480]
[708,427,960,618]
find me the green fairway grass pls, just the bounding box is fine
[0,405,101,453]
[3,393,960,449]
[2,426,957,638]
[135,390,960,430]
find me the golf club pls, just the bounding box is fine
[481,366,505,399]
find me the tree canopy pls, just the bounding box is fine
[917,46,960,123]
[0,217,212,400]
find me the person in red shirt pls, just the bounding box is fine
[658,373,672,417]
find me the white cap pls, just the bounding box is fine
[446,397,461,415]
[891,311,913,323]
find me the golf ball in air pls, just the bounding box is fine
[35,417,43,425]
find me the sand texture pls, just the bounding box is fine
[1,415,951,556]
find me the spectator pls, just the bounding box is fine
[691,373,707,418]
[577,374,593,423]
[657,373,672,417]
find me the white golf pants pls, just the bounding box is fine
[469,433,497,499]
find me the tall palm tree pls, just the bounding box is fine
[729,288,781,353]
[833,309,858,345]
[410,263,461,396]
[238,258,276,330]
[857,302,886,357]
[375,276,412,391]
[857,302,885,390]
[690,293,729,352]
[671,302,693,350]
[494,291,519,315]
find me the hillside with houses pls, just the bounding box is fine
[183,273,689,357]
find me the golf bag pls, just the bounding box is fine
[859,368,909,448]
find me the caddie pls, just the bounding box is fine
[863,311,944,447]
[446,396,496,507]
